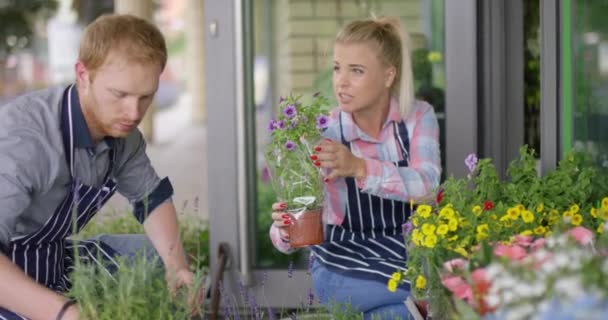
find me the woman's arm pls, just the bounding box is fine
[354,104,441,202]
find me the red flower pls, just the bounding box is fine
[483,200,494,211]
[436,190,444,204]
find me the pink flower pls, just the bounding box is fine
[568,226,594,245]
[443,258,467,273]
[513,234,533,247]
[494,244,527,261]
[531,238,546,251]
[441,275,473,302]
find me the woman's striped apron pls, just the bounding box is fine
[312,115,411,285]
[0,85,120,320]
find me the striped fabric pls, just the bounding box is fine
[0,86,120,320]
[310,114,412,284]
[270,98,440,286]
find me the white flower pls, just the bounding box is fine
[485,292,501,309]
[505,304,535,320]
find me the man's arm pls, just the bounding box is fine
[0,253,77,320]
[142,200,189,273]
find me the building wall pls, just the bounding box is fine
[274,0,427,97]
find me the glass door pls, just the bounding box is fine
[206,0,477,315]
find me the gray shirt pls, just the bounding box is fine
[0,85,171,249]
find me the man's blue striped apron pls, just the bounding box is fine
[0,85,120,320]
[312,114,411,285]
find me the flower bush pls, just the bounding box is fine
[264,93,331,210]
[399,146,608,318]
[440,225,608,319]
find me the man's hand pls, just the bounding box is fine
[166,268,205,316]
[313,139,366,181]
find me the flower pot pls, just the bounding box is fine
[288,208,323,247]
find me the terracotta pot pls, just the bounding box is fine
[288,208,323,247]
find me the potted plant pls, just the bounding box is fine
[264,93,330,247]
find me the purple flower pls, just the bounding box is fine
[260,167,270,183]
[287,260,294,278]
[285,140,296,151]
[283,104,297,118]
[267,120,276,132]
[307,288,315,306]
[275,120,286,130]
[289,119,298,129]
[465,153,478,173]
[402,221,414,235]
[316,115,329,129]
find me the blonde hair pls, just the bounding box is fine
[335,16,414,117]
[78,14,167,78]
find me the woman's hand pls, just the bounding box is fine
[312,139,366,181]
[271,202,291,242]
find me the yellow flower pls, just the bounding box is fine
[436,224,449,236]
[550,209,559,217]
[598,223,605,234]
[412,229,423,245]
[439,206,455,219]
[387,278,398,292]
[520,230,533,236]
[453,246,468,257]
[570,204,580,214]
[422,223,436,236]
[448,235,459,242]
[522,210,535,223]
[534,226,546,235]
[536,203,545,213]
[391,272,402,282]
[476,232,488,242]
[415,275,427,289]
[500,215,513,227]
[591,208,598,218]
[545,230,552,237]
[571,214,583,226]
[563,210,573,218]
[516,204,525,212]
[413,217,419,227]
[602,197,608,209]
[472,205,483,216]
[448,218,459,231]
[416,204,432,218]
[601,208,608,220]
[424,234,438,248]
[477,224,489,234]
[507,207,521,220]
[427,51,443,63]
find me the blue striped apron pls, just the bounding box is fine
[311,114,411,285]
[0,85,120,320]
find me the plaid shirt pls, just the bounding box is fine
[270,98,441,253]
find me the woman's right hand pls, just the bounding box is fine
[271,202,292,242]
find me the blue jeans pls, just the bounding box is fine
[311,260,411,320]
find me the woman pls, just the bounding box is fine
[270,16,441,319]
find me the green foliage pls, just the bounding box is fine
[0,0,58,59]
[74,213,210,271]
[68,254,206,320]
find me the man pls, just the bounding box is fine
[0,14,199,319]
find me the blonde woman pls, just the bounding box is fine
[270,17,441,319]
